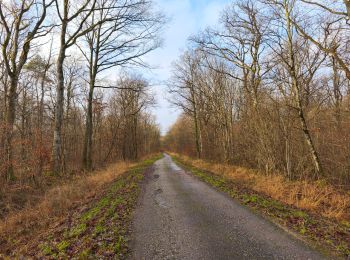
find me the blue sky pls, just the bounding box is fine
[142,0,230,134]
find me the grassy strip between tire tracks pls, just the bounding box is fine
[171,154,350,259]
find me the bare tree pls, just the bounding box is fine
[0,0,53,180]
[166,0,350,186]
[191,0,277,168]
[23,51,53,176]
[169,50,204,159]
[292,0,350,80]
[78,0,163,170]
[109,74,155,160]
[52,0,108,174]
[193,0,268,110]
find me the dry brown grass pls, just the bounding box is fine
[0,161,132,247]
[172,153,350,221]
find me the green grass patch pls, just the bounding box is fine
[69,223,87,238]
[81,207,101,223]
[94,222,106,236]
[40,243,54,256]
[56,240,70,253]
[115,235,126,253]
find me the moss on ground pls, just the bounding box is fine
[172,155,350,259]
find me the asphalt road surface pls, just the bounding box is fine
[131,154,326,260]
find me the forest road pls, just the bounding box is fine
[130,154,326,260]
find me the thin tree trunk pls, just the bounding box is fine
[20,89,27,162]
[83,82,94,170]
[122,122,127,161]
[332,57,342,128]
[193,112,201,159]
[285,133,292,179]
[191,88,202,159]
[297,100,322,175]
[134,115,138,160]
[52,13,68,174]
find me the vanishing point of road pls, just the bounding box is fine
[131,154,326,260]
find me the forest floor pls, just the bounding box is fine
[171,153,350,259]
[0,155,161,258]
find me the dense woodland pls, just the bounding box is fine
[0,0,163,187]
[164,0,350,187]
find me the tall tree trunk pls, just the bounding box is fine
[284,1,322,176]
[52,15,68,174]
[5,76,18,180]
[52,49,65,174]
[82,24,100,170]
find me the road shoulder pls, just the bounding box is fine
[4,155,162,258]
[171,154,349,259]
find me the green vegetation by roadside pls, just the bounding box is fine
[171,154,350,259]
[2,154,162,259]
